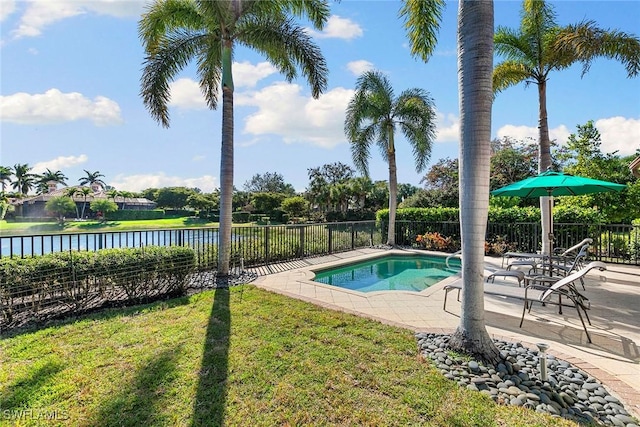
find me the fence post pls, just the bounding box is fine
[299,225,305,259]
[351,222,355,250]
[328,225,333,254]
[265,226,270,264]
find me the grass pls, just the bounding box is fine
[0,218,220,235]
[0,286,579,427]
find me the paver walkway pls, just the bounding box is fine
[252,248,640,418]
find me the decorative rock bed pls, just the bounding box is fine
[416,332,639,426]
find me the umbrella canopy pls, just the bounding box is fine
[491,170,626,263]
[491,170,626,198]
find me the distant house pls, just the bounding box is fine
[630,156,640,178]
[11,184,156,218]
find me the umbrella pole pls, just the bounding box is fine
[547,194,553,276]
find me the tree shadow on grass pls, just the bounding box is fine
[1,360,64,410]
[191,288,230,427]
[90,345,183,427]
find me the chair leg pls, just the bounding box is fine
[520,300,528,327]
[574,302,592,343]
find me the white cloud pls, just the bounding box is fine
[435,112,459,143]
[496,118,640,156]
[496,124,571,146]
[0,0,16,21]
[233,61,277,88]
[32,154,89,175]
[168,78,208,110]
[346,60,374,76]
[308,15,363,40]
[10,0,145,38]
[0,89,123,125]
[110,173,218,193]
[595,117,640,156]
[238,82,353,148]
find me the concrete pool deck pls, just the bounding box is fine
[251,248,640,418]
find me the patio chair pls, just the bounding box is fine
[526,243,590,289]
[443,261,607,343]
[501,237,593,270]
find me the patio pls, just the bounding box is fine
[252,248,640,419]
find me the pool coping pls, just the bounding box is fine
[297,248,463,298]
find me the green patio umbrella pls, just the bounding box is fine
[490,170,626,257]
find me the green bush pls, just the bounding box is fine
[109,209,166,221]
[628,218,640,260]
[377,206,604,224]
[0,246,195,327]
[232,211,251,223]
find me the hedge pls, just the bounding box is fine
[109,209,166,221]
[377,206,603,224]
[0,246,195,330]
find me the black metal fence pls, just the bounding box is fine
[1,220,638,265]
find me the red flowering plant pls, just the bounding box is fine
[415,232,454,251]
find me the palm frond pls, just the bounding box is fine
[399,0,445,62]
[395,89,437,172]
[239,16,327,98]
[521,0,557,39]
[493,61,532,94]
[556,20,640,77]
[139,0,204,53]
[495,27,536,64]
[350,124,376,177]
[140,31,209,127]
[196,38,224,110]
[278,0,330,30]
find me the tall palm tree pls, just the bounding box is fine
[493,0,640,255]
[344,70,436,245]
[78,170,106,190]
[139,0,329,276]
[0,166,12,193]
[448,0,500,364]
[11,163,36,195]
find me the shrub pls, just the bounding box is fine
[109,209,165,221]
[416,232,455,252]
[0,246,195,328]
[629,219,640,260]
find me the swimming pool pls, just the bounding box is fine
[312,254,461,293]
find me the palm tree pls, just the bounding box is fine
[447,0,500,364]
[344,70,436,245]
[403,0,499,363]
[0,166,12,193]
[63,187,82,219]
[78,170,106,190]
[37,169,68,193]
[139,0,329,276]
[11,163,36,195]
[493,0,640,255]
[77,187,93,219]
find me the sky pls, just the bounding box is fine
[1,0,639,194]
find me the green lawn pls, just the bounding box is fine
[0,218,220,235]
[0,286,577,427]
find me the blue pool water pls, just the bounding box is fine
[313,254,461,293]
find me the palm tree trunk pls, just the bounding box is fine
[449,0,500,365]
[387,130,397,246]
[538,79,553,255]
[218,42,234,276]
